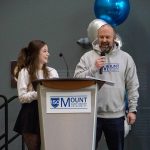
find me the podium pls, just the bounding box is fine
[33,78,106,150]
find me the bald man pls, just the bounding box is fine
[74,24,139,150]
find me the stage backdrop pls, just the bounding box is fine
[0,0,150,149]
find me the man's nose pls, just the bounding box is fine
[103,37,107,42]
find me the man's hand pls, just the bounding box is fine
[127,112,136,125]
[95,56,106,69]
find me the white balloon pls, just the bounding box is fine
[87,19,107,43]
[87,19,122,47]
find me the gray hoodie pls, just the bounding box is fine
[74,40,139,118]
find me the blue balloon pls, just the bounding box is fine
[94,0,130,26]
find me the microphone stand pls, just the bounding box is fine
[59,53,70,78]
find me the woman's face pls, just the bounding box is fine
[38,44,49,66]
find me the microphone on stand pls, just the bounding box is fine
[99,51,106,74]
[59,53,70,78]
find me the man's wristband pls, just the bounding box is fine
[131,111,137,114]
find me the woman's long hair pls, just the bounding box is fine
[14,40,49,82]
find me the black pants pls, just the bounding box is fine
[95,117,124,150]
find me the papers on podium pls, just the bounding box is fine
[86,76,115,86]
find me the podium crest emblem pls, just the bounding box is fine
[51,97,59,108]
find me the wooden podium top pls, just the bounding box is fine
[32,78,104,90]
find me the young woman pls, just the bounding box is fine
[14,40,59,150]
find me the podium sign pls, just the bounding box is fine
[33,78,105,150]
[46,91,91,113]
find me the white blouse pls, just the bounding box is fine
[17,67,59,103]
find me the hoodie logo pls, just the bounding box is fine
[103,63,119,72]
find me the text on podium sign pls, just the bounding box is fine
[46,91,91,113]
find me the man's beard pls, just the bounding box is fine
[100,43,112,53]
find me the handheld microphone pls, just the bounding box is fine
[99,51,106,74]
[59,53,70,78]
